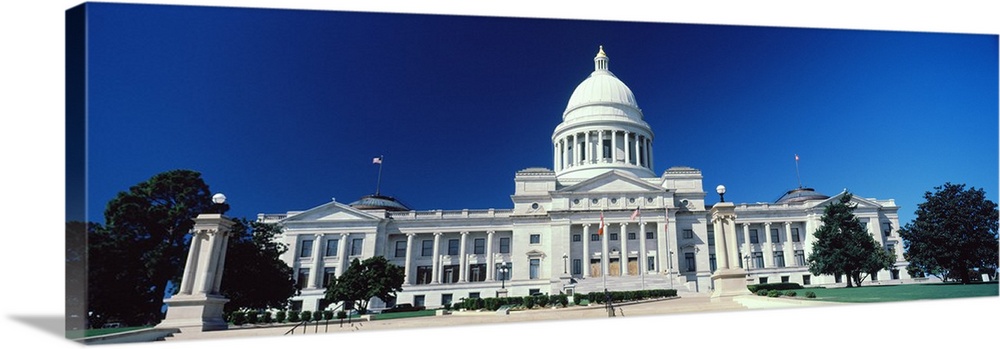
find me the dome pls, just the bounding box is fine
[349,195,410,211]
[775,188,829,204]
[562,47,643,122]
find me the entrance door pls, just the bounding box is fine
[590,259,602,277]
[609,258,621,276]
[627,257,638,275]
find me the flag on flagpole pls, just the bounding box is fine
[630,208,640,221]
[373,156,383,164]
[598,211,605,235]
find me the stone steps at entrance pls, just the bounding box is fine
[570,273,697,295]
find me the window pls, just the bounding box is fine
[421,240,433,256]
[572,259,582,275]
[647,256,655,271]
[299,239,313,258]
[297,268,310,289]
[351,238,363,255]
[774,251,785,268]
[883,222,893,237]
[325,239,339,256]
[530,234,540,244]
[802,275,811,285]
[627,232,636,240]
[441,294,453,306]
[495,263,512,280]
[791,228,800,242]
[413,295,425,307]
[781,275,790,283]
[794,250,805,266]
[499,238,511,253]
[610,233,619,241]
[758,277,768,284]
[442,265,459,283]
[645,231,654,239]
[394,241,406,258]
[683,229,693,239]
[707,232,715,246]
[322,267,336,288]
[416,266,432,285]
[290,300,303,312]
[469,292,481,299]
[872,272,879,281]
[528,289,540,296]
[591,234,600,241]
[602,139,611,159]
[891,269,900,280]
[474,238,485,254]
[685,253,696,272]
[448,239,459,255]
[771,228,780,243]
[468,264,486,282]
[709,253,717,272]
[572,234,582,242]
[749,229,759,244]
[752,252,764,269]
[835,273,842,283]
[529,258,540,279]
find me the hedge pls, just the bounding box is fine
[585,289,677,304]
[747,282,803,293]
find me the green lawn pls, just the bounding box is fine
[802,282,998,303]
[372,309,437,320]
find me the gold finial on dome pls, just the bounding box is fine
[596,45,607,57]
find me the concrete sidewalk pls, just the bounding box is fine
[165,295,834,342]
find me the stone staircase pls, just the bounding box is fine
[569,273,702,296]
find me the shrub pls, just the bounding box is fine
[443,303,452,311]
[300,311,312,322]
[230,311,246,326]
[558,295,569,307]
[323,310,333,320]
[748,283,804,293]
[757,289,769,296]
[287,310,300,322]
[523,296,535,309]
[262,312,273,324]
[336,310,347,319]
[573,295,583,305]
[536,295,549,308]
[784,291,797,297]
[275,310,286,323]
[247,311,259,324]
[767,290,781,297]
[805,291,816,298]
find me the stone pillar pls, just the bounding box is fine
[158,213,235,332]
[742,223,752,268]
[404,233,415,285]
[486,231,495,281]
[459,231,468,282]
[601,223,610,277]
[638,221,647,274]
[634,133,640,166]
[336,233,348,277]
[611,130,618,163]
[624,132,632,165]
[431,232,442,284]
[598,130,605,163]
[763,222,773,268]
[619,223,628,276]
[710,203,751,298]
[784,222,794,267]
[585,131,592,164]
[308,233,323,288]
[582,224,591,278]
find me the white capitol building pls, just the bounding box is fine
[258,47,911,312]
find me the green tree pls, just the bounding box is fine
[94,169,224,325]
[219,218,298,314]
[807,193,894,287]
[324,256,404,314]
[898,183,998,284]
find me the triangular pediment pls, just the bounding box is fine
[282,201,383,223]
[816,191,882,209]
[559,170,663,194]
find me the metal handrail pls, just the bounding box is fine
[284,303,345,335]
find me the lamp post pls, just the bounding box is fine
[500,262,509,289]
[716,185,726,203]
[562,253,568,274]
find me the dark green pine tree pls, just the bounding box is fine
[807,192,894,287]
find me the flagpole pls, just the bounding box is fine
[794,154,802,188]
[375,155,384,196]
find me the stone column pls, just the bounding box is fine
[560,140,566,171]
[647,138,654,169]
[459,231,468,282]
[742,223,751,268]
[763,222,773,268]
[404,233,415,285]
[634,133,640,166]
[585,131,592,164]
[624,132,632,165]
[638,221,647,274]
[619,223,628,276]
[582,224,591,278]
[336,233,348,277]
[308,233,323,288]
[710,202,750,298]
[601,223,610,277]
[611,130,618,163]
[431,232,442,284]
[598,130,605,163]
[486,231,495,281]
[158,213,235,332]
[784,222,794,267]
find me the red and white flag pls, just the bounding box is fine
[630,208,640,221]
[598,212,605,235]
[372,156,383,164]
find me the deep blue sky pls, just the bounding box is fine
[79,3,998,226]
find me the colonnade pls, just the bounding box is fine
[554,129,653,172]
